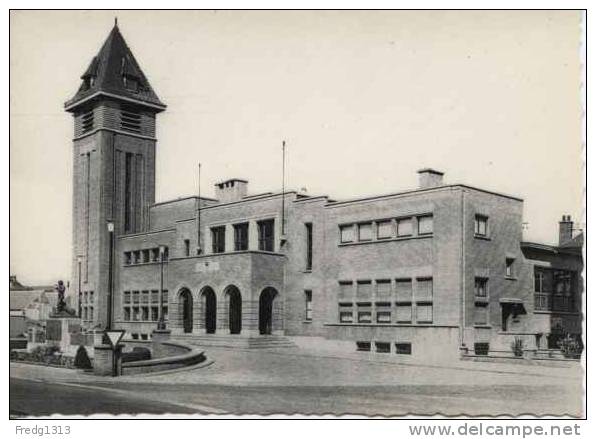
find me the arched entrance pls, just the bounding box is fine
[259,287,278,335]
[179,288,193,333]
[225,286,242,334]
[200,287,217,334]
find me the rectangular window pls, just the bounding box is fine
[339,281,353,298]
[358,223,373,241]
[475,215,489,237]
[304,290,313,321]
[123,307,131,321]
[211,226,226,253]
[133,307,140,321]
[397,218,413,237]
[151,306,159,321]
[89,307,94,320]
[151,289,159,303]
[305,223,313,270]
[234,223,249,251]
[506,258,515,277]
[141,290,149,303]
[131,333,139,340]
[376,279,392,297]
[184,239,190,257]
[133,251,141,264]
[142,249,150,263]
[123,291,131,304]
[416,277,433,302]
[416,303,433,323]
[474,343,489,356]
[357,303,372,323]
[140,334,148,341]
[339,303,353,323]
[132,290,140,304]
[475,277,489,298]
[375,342,391,353]
[340,224,354,243]
[377,220,393,239]
[141,306,149,321]
[151,248,159,262]
[418,215,433,235]
[474,302,489,326]
[395,278,412,302]
[375,302,392,323]
[258,219,275,251]
[356,280,372,297]
[89,291,94,304]
[395,343,412,355]
[162,305,169,321]
[396,303,412,323]
[124,252,132,265]
[356,341,371,352]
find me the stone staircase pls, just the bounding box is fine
[171,333,297,350]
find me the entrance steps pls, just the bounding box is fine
[171,333,297,350]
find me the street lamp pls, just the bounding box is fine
[157,245,167,330]
[77,255,83,318]
[107,221,115,331]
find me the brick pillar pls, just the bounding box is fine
[93,344,123,376]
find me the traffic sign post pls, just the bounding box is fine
[104,329,125,377]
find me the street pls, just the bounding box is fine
[9,346,584,417]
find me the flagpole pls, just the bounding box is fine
[197,162,202,254]
[281,141,286,237]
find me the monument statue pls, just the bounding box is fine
[53,280,76,317]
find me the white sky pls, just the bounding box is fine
[10,10,584,285]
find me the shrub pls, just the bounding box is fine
[511,337,524,357]
[558,334,583,359]
[73,345,92,369]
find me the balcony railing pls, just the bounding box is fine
[534,293,576,312]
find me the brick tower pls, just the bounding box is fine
[65,22,166,329]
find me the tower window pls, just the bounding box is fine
[304,290,313,321]
[258,219,275,252]
[120,105,142,133]
[81,109,94,134]
[184,239,190,257]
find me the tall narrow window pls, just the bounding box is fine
[506,258,515,277]
[211,226,226,253]
[475,277,489,298]
[305,223,313,270]
[184,239,190,257]
[258,219,275,252]
[304,290,313,321]
[475,215,489,237]
[234,223,249,251]
[124,152,133,233]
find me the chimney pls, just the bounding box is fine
[417,168,444,189]
[215,178,248,203]
[559,215,573,245]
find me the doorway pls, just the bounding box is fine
[179,288,193,333]
[201,287,217,334]
[259,287,278,335]
[225,286,242,334]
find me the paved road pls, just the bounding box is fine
[9,347,584,417]
[10,378,199,417]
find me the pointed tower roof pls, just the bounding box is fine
[65,22,166,112]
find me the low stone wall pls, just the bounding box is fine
[121,341,206,375]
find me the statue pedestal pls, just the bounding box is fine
[45,315,81,354]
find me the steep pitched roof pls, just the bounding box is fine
[65,23,165,111]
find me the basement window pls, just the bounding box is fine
[395,343,412,355]
[375,341,391,353]
[474,342,490,356]
[356,341,371,352]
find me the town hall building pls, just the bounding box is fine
[66,23,583,359]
